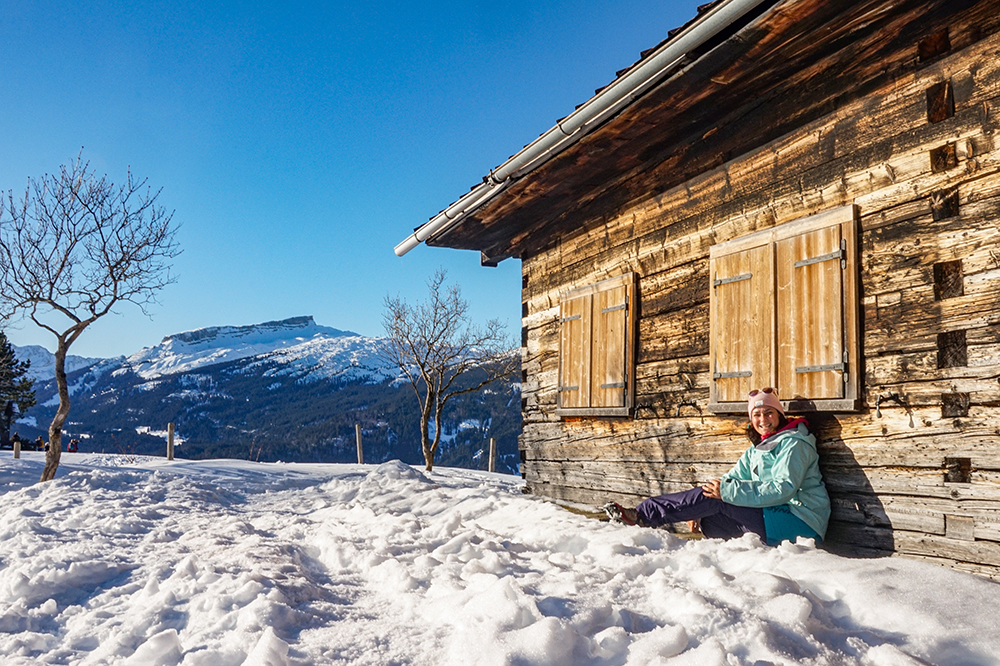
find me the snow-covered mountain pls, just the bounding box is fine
[13,316,521,471]
[12,344,106,381]
[14,316,398,385]
[123,315,396,383]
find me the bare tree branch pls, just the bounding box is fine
[0,153,181,482]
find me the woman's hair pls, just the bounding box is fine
[745,413,791,445]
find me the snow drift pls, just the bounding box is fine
[1,452,998,665]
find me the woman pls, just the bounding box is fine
[604,388,830,545]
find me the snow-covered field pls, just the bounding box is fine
[1,453,998,666]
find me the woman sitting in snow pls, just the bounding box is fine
[605,387,830,546]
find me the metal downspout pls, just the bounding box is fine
[395,0,770,257]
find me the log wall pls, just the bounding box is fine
[519,20,1000,576]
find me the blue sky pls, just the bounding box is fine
[2,0,705,358]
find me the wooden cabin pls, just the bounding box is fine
[398,0,1000,576]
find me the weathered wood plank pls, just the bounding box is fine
[522,410,1000,469]
[864,352,1000,397]
[806,492,1000,541]
[637,302,710,363]
[893,530,1000,567]
[863,275,1000,353]
[881,552,1000,581]
[862,198,1000,296]
[638,261,709,317]
[822,465,1000,500]
[524,456,1000,501]
[628,85,991,260]
[634,357,712,419]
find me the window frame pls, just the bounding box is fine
[556,272,637,418]
[708,205,861,413]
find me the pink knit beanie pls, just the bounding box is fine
[748,388,784,416]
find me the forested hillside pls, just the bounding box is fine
[22,358,521,473]
[13,319,522,473]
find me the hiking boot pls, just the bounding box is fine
[603,501,645,527]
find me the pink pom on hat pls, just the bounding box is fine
[748,387,784,416]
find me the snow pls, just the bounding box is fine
[123,317,383,381]
[2,452,999,666]
[245,334,394,385]
[135,427,185,447]
[11,345,104,382]
[39,359,124,407]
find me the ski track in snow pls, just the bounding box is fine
[2,452,999,665]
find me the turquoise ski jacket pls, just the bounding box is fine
[719,419,831,540]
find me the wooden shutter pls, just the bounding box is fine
[556,273,636,416]
[558,294,591,409]
[709,204,860,413]
[592,284,628,408]
[710,244,774,404]
[776,224,846,399]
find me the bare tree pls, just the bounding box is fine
[381,269,518,471]
[0,155,180,482]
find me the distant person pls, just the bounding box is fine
[68,439,79,453]
[10,432,21,449]
[36,436,46,452]
[605,388,830,545]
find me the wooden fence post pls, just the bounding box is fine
[355,424,363,464]
[488,437,496,473]
[13,439,20,460]
[167,423,175,461]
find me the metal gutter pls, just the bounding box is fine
[395,0,771,257]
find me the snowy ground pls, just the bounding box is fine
[1,452,999,666]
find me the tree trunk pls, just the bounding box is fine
[428,402,446,473]
[40,342,70,482]
[420,397,434,472]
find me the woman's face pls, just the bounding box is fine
[751,406,781,436]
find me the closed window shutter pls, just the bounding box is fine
[776,224,846,399]
[592,284,628,408]
[710,244,774,403]
[556,273,636,416]
[558,294,591,409]
[709,204,859,413]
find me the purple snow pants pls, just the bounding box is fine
[636,487,766,540]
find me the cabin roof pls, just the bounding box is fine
[398,0,962,264]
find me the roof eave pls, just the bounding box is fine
[395,0,777,259]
